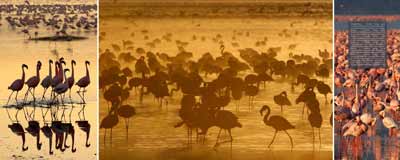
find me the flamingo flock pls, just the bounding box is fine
[335,29,400,159]
[6,58,91,106]
[99,23,333,150]
[0,3,97,40]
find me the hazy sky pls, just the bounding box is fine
[0,0,96,4]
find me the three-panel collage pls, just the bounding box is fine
[0,0,398,160]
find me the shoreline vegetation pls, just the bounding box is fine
[100,2,331,18]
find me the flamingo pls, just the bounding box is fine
[117,104,136,139]
[53,69,70,105]
[100,112,119,142]
[259,105,295,149]
[41,60,53,101]
[273,91,291,113]
[67,60,76,101]
[7,64,28,105]
[308,111,323,148]
[76,61,90,104]
[24,61,41,103]
[214,110,242,147]
[379,111,399,136]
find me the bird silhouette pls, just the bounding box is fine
[24,61,41,103]
[41,60,53,101]
[260,105,295,149]
[273,91,291,113]
[117,104,136,139]
[214,110,242,147]
[53,69,70,105]
[100,112,119,142]
[7,64,28,105]
[41,125,54,154]
[308,111,322,148]
[76,120,91,147]
[67,60,76,101]
[76,61,91,104]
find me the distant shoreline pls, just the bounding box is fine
[100,2,331,18]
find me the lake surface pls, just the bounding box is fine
[99,16,333,160]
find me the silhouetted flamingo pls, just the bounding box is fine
[7,64,28,105]
[67,60,76,101]
[76,61,90,104]
[117,104,136,139]
[308,111,322,148]
[100,112,119,142]
[273,91,291,113]
[214,110,242,147]
[53,69,70,104]
[24,61,41,103]
[41,60,53,101]
[260,105,295,149]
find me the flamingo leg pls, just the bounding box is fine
[214,128,222,147]
[319,127,321,148]
[15,91,19,105]
[23,88,30,103]
[6,91,14,106]
[41,87,47,102]
[268,130,278,148]
[284,130,294,150]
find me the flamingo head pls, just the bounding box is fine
[259,105,270,116]
[72,60,76,65]
[22,64,28,69]
[37,61,42,69]
[281,91,287,96]
[49,59,53,64]
[85,60,90,65]
[59,57,66,65]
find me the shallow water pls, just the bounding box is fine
[99,16,333,159]
[0,102,97,160]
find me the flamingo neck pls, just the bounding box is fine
[49,62,52,77]
[71,63,75,78]
[59,64,64,79]
[85,63,90,79]
[22,66,26,82]
[36,66,40,79]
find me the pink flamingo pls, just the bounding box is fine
[76,61,90,104]
[7,64,28,105]
[24,61,41,103]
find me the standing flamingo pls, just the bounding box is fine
[100,112,119,142]
[117,104,136,139]
[41,60,53,101]
[67,60,76,101]
[24,61,41,103]
[273,91,291,113]
[7,64,28,105]
[76,61,90,104]
[53,69,70,105]
[214,110,242,147]
[259,105,295,149]
[9,122,29,151]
